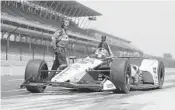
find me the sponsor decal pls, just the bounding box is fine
[71,64,80,70]
[106,84,114,88]
[116,51,141,57]
[153,67,157,73]
[78,58,95,64]
[73,77,79,82]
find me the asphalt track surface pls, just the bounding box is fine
[1,68,175,110]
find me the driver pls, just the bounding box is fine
[97,35,113,57]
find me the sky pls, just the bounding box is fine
[78,1,175,57]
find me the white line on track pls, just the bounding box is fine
[7,79,24,82]
[1,93,36,99]
[1,94,110,110]
[1,89,26,93]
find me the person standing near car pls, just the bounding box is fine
[48,19,69,80]
[97,35,113,56]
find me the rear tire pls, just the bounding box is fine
[110,59,131,94]
[157,60,165,89]
[25,59,48,93]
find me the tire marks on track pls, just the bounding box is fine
[2,91,121,110]
[1,72,175,110]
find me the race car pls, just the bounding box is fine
[20,48,165,94]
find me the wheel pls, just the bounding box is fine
[110,58,131,94]
[157,60,165,89]
[25,59,48,93]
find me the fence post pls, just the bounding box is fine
[6,34,11,60]
[32,48,34,59]
[20,48,22,61]
[43,47,45,60]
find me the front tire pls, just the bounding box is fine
[110,59,131,94]
[157,60,165,89]
[25,59,48,93]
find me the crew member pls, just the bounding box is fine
[48,19,69,80]
[97,35,113,56]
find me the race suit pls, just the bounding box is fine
[97,41,113,56]
[51,28,68,70]
[48,29,68,80]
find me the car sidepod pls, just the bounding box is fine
[139,59,165,88]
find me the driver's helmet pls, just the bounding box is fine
[95,48,109,59]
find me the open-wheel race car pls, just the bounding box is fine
[20,48,165,94]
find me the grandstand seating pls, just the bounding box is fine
[1,39,51,61]
[1,52,6,60]
[1,37,93,62]
[2,5,96,39]
[1,1,145,67]
[3,4,137,52]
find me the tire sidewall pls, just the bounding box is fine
[25,59,48,82]
[122,62,131,93]
[25,59,48,93]
[157,60,165,88]
[110,59,131,93]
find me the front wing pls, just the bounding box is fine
[21,79,116,91]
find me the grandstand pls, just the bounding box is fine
[1,1,143,66]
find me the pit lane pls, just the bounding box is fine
[1,68,175,110]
